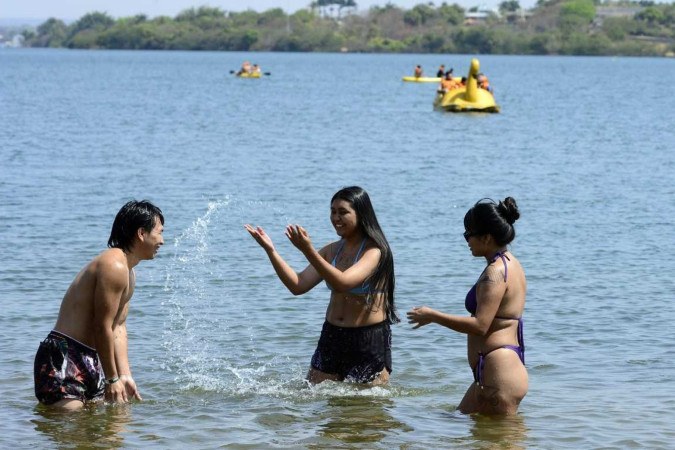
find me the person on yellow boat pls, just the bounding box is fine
[237,61,252,76]
[436,64,445,78]
[438,69,457,93]
[252,64,261,75]
[477,73,493,93]
[414,65,423,78]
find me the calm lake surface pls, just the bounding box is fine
[1,49,674,448]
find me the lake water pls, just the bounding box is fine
[1,48,674,448]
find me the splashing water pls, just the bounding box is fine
[160,197,400,400]
[162,199,231,388]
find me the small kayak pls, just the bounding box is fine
[236,72,261,78]
[402,76,441,83]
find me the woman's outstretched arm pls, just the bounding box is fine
[245,224,322,295]
[285,224,380,292]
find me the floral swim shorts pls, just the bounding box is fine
[34,330,105,405]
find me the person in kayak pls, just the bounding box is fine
[237,61,252,75]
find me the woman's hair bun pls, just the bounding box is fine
[498,197,520,225]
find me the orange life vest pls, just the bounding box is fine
[441,78,456,90]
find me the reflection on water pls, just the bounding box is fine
[311,395,412,447]
[466,413,528,449]
[32,403,132,448]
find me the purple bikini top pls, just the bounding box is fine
[465,251,510,315]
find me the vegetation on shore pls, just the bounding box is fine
[20,0,675,56]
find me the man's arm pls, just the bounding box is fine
[114,320,142,401]
[93,257,129,403]
[113,320,131,375]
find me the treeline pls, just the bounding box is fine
[21,0,675,56]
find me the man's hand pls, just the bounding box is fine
[120,375,142,401]
[105,379,128,404]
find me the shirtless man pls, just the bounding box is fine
[34,200,164,410]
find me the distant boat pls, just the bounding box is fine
[433,58,500,113]
[402,76,441,83]
[235,71,261,79]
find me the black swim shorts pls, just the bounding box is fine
[34,330,105,405]
[310,321,392,383]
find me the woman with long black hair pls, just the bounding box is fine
[246,186,397,384]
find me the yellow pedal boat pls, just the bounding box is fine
[433,59,500,113]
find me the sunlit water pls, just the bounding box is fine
[1,49,674,448]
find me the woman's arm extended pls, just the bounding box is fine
[245,224,322,295]
[285,224,380,292]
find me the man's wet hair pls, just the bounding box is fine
[108,200,164,252]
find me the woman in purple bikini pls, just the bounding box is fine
[407,197,527,415]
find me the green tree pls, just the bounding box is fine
[438,3,465,25]
[175,6,225,22]
[35,18,68,47]
[97,23,148,49]
[528,33,554,53]
[367,36,405,51]
[559,0,596,33]
[635,6,666,25]
[229,10,259,27]
[69,30,100,48]
[129,14,147,25]
[292,9,316,24]
[560,32,612,55]
[69,12,114,37]
[453,27,498,53]
[257,8,286,25]
[602,16,634,41]
[420,32,446,51]
[228,29,259,50]
[403,4,436,26]
[311,0,356,18]
[499,0,521,14]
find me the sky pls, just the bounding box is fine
[0,0,539,23]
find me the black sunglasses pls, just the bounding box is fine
[463,231,477,242]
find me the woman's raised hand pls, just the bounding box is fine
[245,224,275,252]
[285,224,313,253]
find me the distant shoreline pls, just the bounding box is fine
[10,1,675,57]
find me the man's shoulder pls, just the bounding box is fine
[93,249,130,279]
[95,247,126,263]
